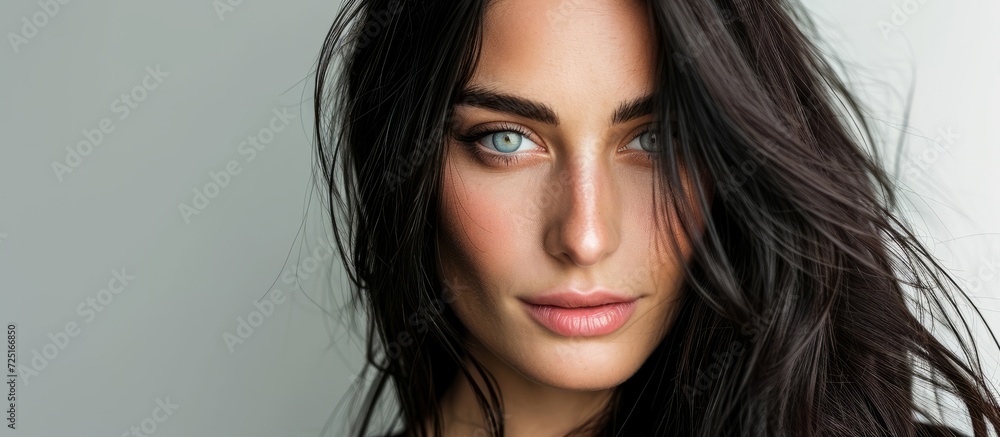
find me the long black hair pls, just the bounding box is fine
[313,0,1000,435]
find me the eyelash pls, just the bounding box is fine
[453,122,659,167]
[621,127,658,162]
[452,122,532,167]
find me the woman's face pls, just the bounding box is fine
[437,0,701,390]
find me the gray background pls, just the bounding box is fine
[0,0,997,436]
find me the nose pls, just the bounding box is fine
[544,154,621,267]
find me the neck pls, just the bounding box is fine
[431,342,614,437]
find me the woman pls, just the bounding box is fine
[313,0,1000,435]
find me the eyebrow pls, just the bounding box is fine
[454,86,655,126]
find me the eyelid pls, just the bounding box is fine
[630,124,654,142]
[451,121,545,168]
[618,123,659,151]
[454,121,546,152]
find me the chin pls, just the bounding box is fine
[508,336,652,391]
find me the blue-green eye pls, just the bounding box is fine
[479,129,540,155]
[623,129,659,152]
[452,123,542,167]
[489,131,524,153]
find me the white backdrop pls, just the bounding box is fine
[0,0,996,435]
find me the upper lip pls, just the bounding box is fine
[520,289,638,308]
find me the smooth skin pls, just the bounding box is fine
[434,0,704,435]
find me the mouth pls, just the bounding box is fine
[519,290,639,337]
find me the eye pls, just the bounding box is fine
[621,128,659,153]
[483,130,539,154]
[452,122,543,167]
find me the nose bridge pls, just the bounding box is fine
[545,145,621,267]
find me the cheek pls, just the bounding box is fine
[619,169,689,313]
[436,152,534,333]
[620,167,688,269]
[438,158,521,282]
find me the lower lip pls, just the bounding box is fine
[522,300,637,337]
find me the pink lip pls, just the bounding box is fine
[520,290,638,337]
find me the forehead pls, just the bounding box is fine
[470,0,656,105]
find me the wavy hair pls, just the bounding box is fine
[313,0,1000,435]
